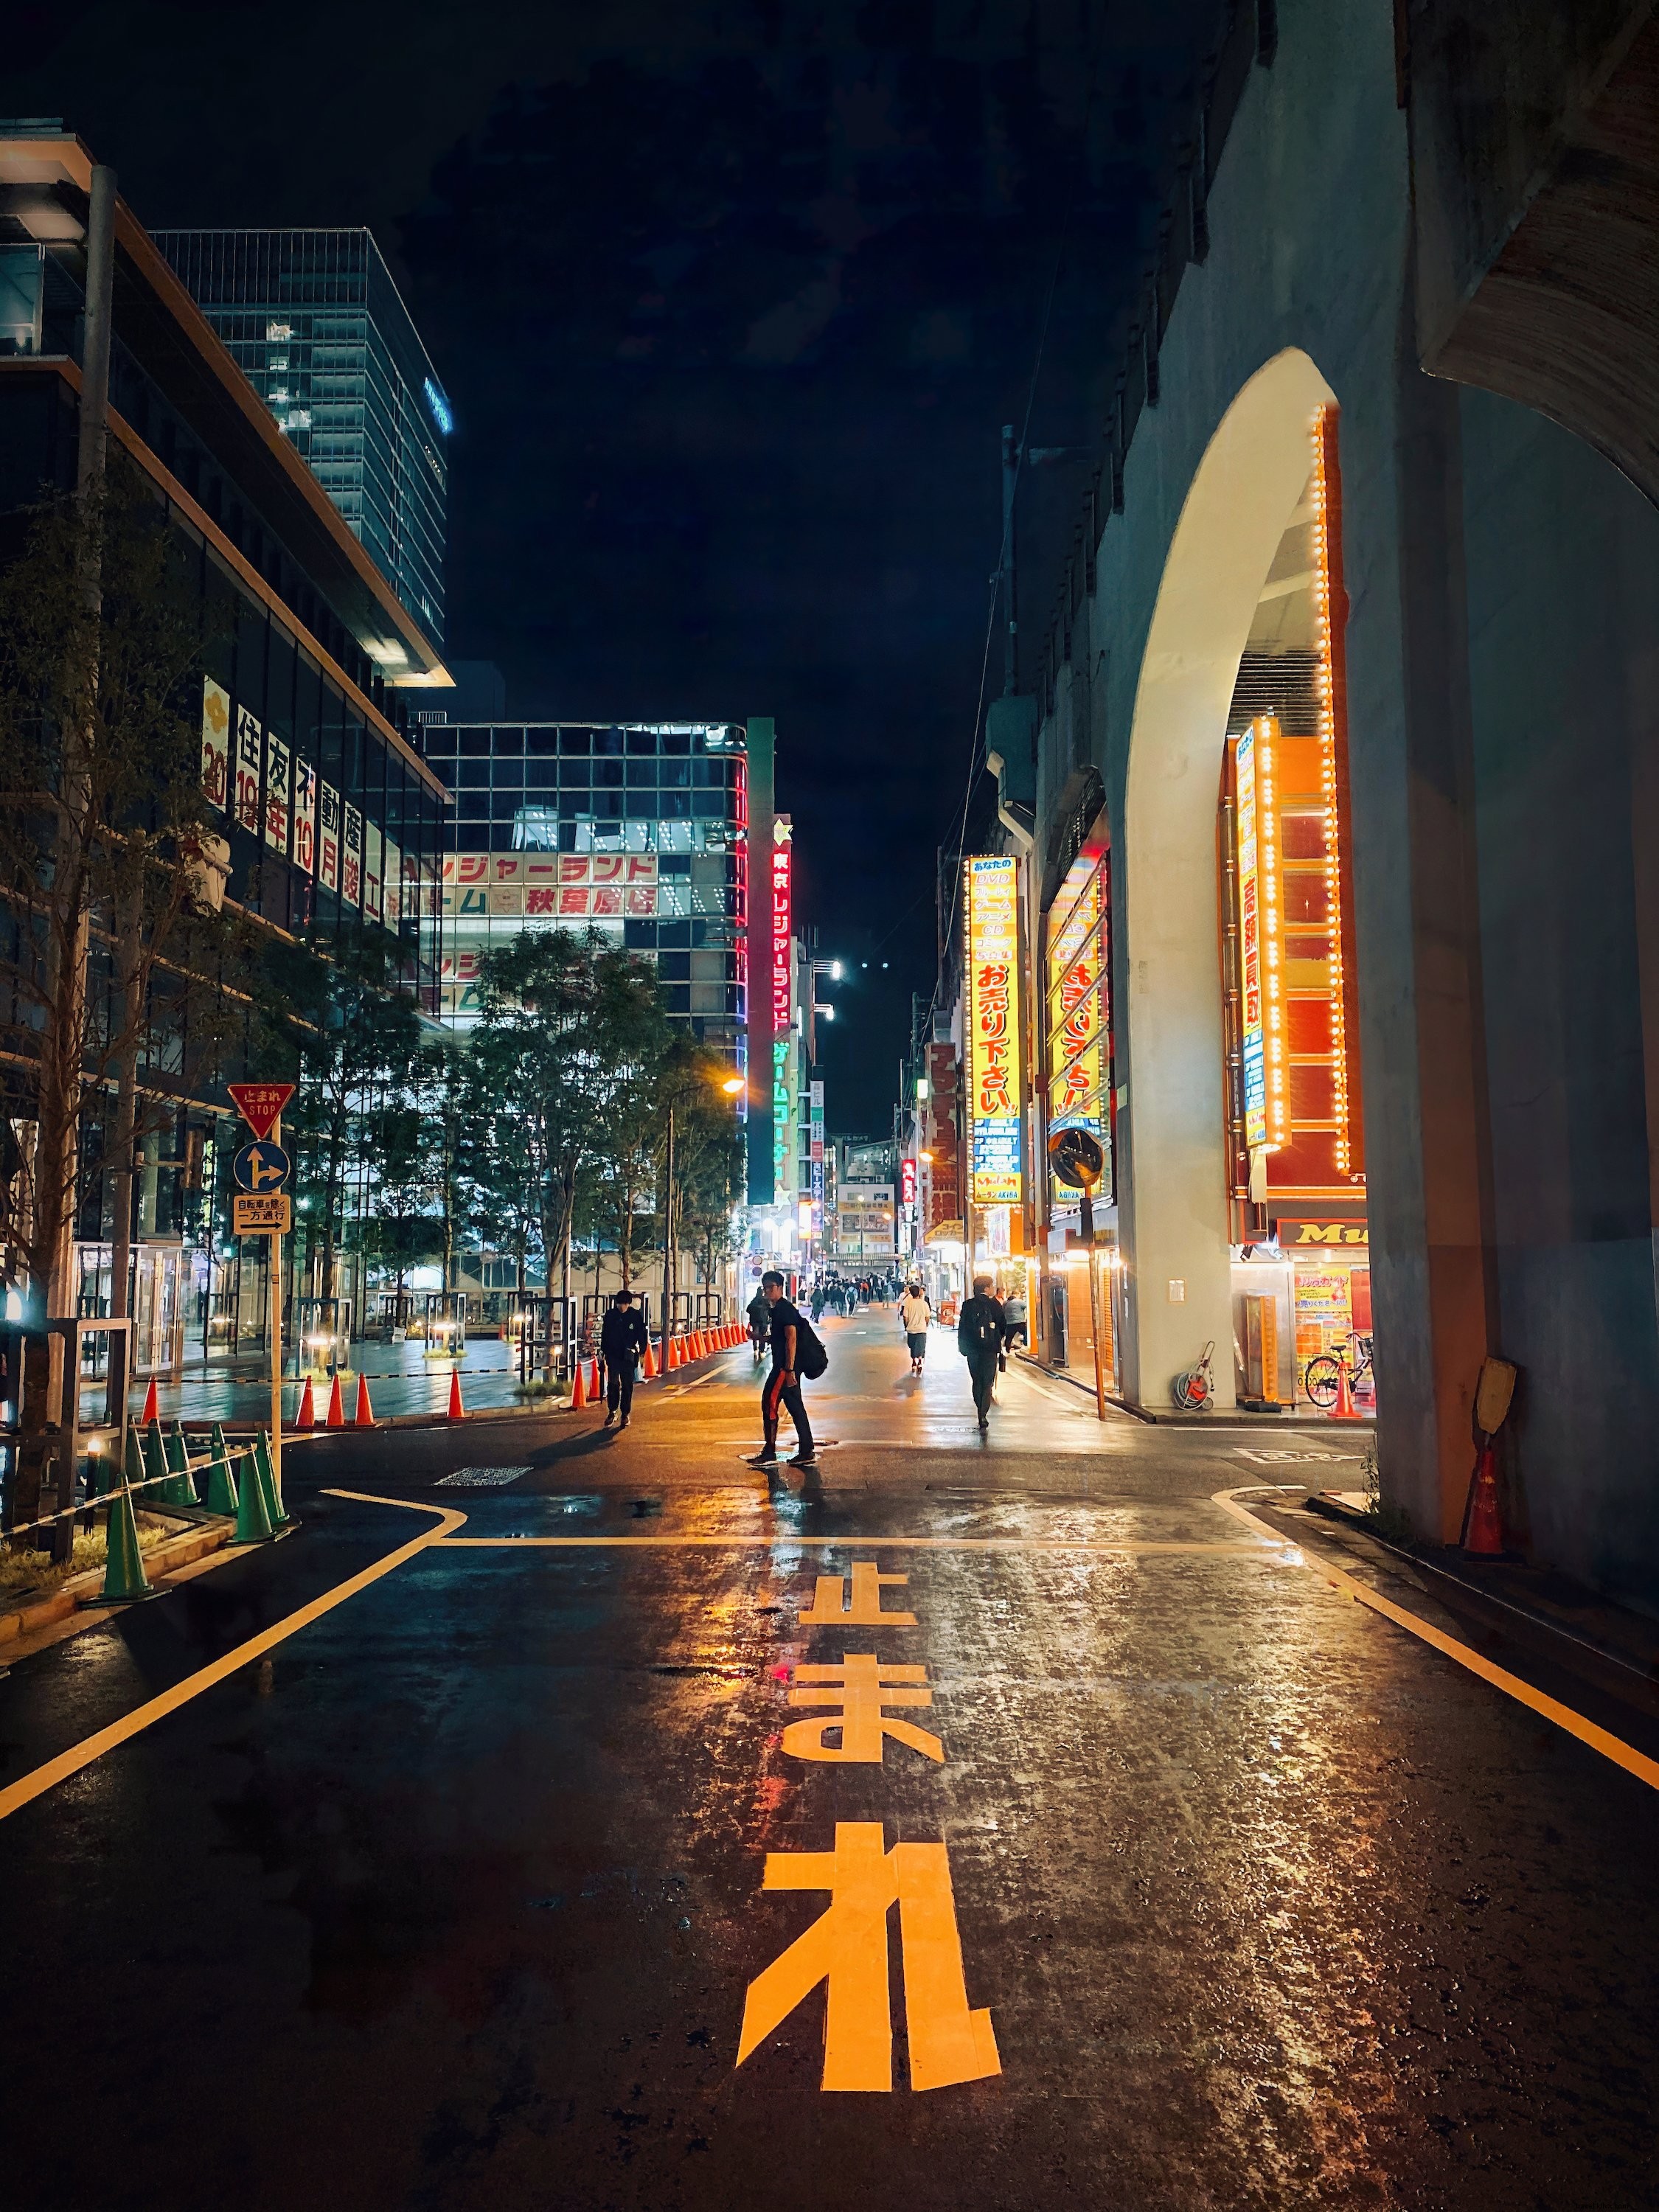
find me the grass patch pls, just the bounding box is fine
[0,1514,173,1604]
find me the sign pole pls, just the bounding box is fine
[1081,1180,1107,1423]
[270,1114,283,1510]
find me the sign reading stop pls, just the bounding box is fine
[226,1082,296,1141]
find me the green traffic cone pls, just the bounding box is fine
[140,1419,168,1504]
[231,1450,275,1544]
[162,1420,199,1507]
[203,1439,239,1517]
[255,1430,289,1528]
[81,1439,156,1604]
[124,1424,147,1492]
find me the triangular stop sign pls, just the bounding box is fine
[227,1082,296,1141]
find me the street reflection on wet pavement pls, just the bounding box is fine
[1,1313,1656,2209]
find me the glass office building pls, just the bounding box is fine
[153,228,449,644]
[426,721,748,1060]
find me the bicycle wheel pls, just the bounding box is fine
[1304,1355,1340,1408]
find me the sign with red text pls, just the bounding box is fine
[226,1082,296,1141]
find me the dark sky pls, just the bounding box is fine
[18,0,1217,1130]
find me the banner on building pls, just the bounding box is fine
[263,728,291,853]
[318,782,341,892]
[292,758,316,876]
[201,677,229,811]
[964,855,1024,1206]
[234,706,262,835]
[342,802,363,907]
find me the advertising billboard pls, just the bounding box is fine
[964,855,1024,1206]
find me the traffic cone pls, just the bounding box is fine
[140,1419,169,1506]
[296,1374,316,1429]
[1329,1352,1360,1420]
[232,1449,275,1544]
[353,1371,374,1425]
[571,1358,588,1409]
[255,1430,288,1528]
[94,1453,155,1602]
[139,1375,159,1426]
[204,1434,239,1517]
[162,1419,199,1507]
[642,1337,658,1380]
[325,1371,345,1427]
[588,1356,602,1401]
[1462,1441,1505,1556]
[448,1365,465,1419]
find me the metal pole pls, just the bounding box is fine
[664,1096,676,1351]
[1081,1182,1107,1422]
[1001,422,1018,698]
[270,1116,284,1509]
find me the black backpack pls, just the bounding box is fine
[793,1311,829,1380]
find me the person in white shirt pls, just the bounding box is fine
[899,1284,931,1374]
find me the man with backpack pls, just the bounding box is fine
[957,1273,1007,1433]
[747,1268,823,1471]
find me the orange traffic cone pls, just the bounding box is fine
[588,1356,602,1400]
[571,1358,588,1409]
[326,1371,345,1427]
[448,1365,465,1419]
[1329,1352,1360,1420]
[1462,1441,1504,1555]
[296,1375,316,1428]
[353,1371,374,1425]
[642,1337,658,1379]
[140,1375,159,1426]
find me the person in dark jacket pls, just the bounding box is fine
[746,1269,817,1471]
[599,1289,649,1429]
[957,1274,1006,1432]
[746,1284,771,1361]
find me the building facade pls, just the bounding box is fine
[153,228,451,645]
[427,719,748,1064]
[0,129,453,1385]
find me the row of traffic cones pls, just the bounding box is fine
[567,1321,745,1404]
[91,1421,291,1604]
[295,1370,378,1428]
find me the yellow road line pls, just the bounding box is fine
[0,1492,465,1826]
[439,1534,1268,1553]
[1213,1486,1659,1795]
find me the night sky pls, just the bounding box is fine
[18,0,1217,1130]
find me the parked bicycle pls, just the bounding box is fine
[1303,1333,1373,1408]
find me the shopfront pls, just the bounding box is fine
[1036,825,1120,1391]
[1220,405,1369,1412]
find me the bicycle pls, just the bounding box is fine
[1303,1333,1373,1408]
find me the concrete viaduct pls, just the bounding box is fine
[1001,0,1659,1604]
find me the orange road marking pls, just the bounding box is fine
[0,1492,465,1826]
[737,1821,1000,2093]
[439,1534,1267,1553]
[783,1656,943,1764]
[799,1560,918,1623]
[1213,1486,1659,1795]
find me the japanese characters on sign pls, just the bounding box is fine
[964,855,1024,1206]
[262,727,291,853]
[439,852,660,920]
[201,677,229,811]
[364,819,383,923]
[233,706,262,835]
[291,757,316,876]
[342,801,364,907]
[1044,839,1110,1206]
[771,819,793,1200]
[318,781,341,892]
[1236,717,1286,1153]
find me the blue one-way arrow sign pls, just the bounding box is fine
[232,1139,291,1195]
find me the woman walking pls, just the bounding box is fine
[899,1281,931,1374]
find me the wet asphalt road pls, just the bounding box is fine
[3,1314,1658,2210]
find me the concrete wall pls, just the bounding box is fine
[1027,0,1659,1597]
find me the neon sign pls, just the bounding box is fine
[964,855,1024,1206]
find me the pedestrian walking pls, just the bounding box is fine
[957,1273,1006,1433]
[810,1279,826,1324]
[599,1289,649,1429]
[747,1268,820,1472]
[746,1283,770,1361]
[899,1281,931,1374]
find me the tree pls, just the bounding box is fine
[655,1036,744,1312]
[0,463,251,1523]
[470,928,670,1309]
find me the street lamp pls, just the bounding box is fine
[664,1065,748,1349]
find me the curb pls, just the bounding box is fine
[0,1517,236,1648]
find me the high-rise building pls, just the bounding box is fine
[153,228,450,645]
[426,720,751,1068]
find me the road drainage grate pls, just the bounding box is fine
[434,1466,531,1487]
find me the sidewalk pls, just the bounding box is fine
[131,1337,535,1426]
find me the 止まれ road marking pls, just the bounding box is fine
[0,1492,465,1826]
[1214,1485,1659,1795]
